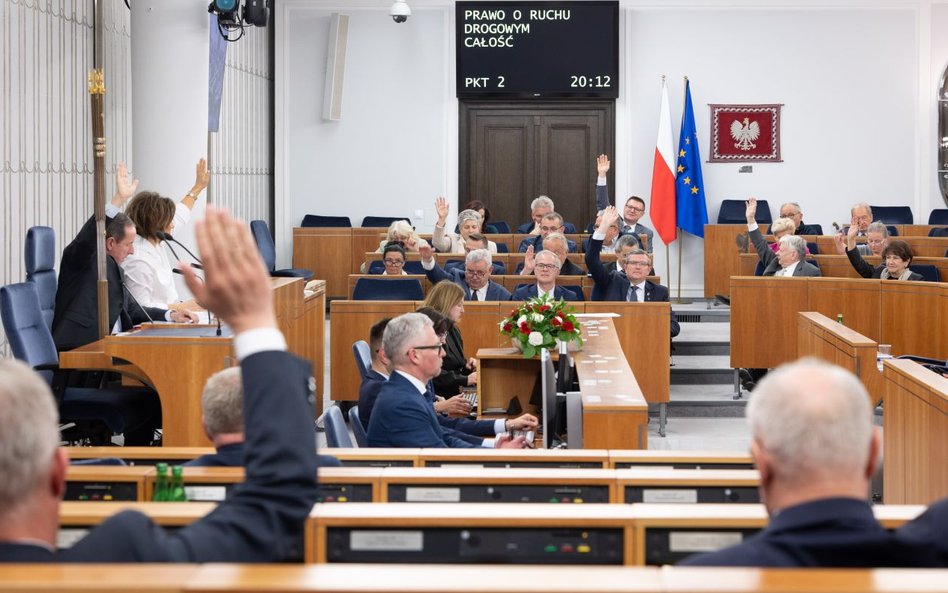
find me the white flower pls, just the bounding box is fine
[499,320,508,330]
[528,332,544,346]
[517,315,527,325]
[532,313,543,323]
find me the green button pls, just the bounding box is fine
[549,497,559,503]
[544,545,557,553]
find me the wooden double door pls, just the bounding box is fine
[459,101,616,233]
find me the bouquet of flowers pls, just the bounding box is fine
[499,294,583,358]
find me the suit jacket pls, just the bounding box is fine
[183,443,341,469]
[52,215,167,351]
[433,325,472,397]
[517,234,578,254]
[357,369,388,432]
[585,237,680,337]
[749,227,821,277]
[424,263,511,301]
[0,350,320,563]
[795,222,823,235]
[679,497,945,568]
[366,372,476,448]
[511,284,580,303]
[845,248,923,281]
[596,184,654,252]
[517,221,578,234]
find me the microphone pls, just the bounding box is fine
[120,279,155,327]
[157,231,203,270]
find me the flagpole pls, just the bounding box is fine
[674,76,690,304]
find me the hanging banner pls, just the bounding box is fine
[709,104,782,162]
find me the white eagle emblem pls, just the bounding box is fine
[730,117,760,151]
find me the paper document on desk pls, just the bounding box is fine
[574,313,620,318]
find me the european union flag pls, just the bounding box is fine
[675,79,709,238]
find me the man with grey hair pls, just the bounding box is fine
[520,234,584,277]
[517,195,556,234]
[681,358,945,567]
[511,249,580,302]
[0,206,320,562]
[518,212,578,253]
[747,198,820,277]
[779,201,822,235]
[419,243,511,301]
[848,202,874,236]
[185,366,340,468]
[367,313,527,448]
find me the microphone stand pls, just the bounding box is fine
[161,232,219,334]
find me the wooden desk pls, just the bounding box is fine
[0,565,200,593]
[419,448,610,468]
[615,469,760,504]
[293,227,388,299]
[730,276,807,369]
[738,253,948,283]
[610,450,754,470]
[65,466,151,502]
[477,318,649,449]
[882,359,948,505]
[797,312,882,403]
[703,224,768,298]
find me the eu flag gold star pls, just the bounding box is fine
[691,186,699,195]
[683,176,691,185]
[677,165,684,173]
[679,149,686,157]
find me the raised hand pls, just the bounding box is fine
[598,205,619,232]
[745,197,758,223]
[181,207,275,335]
[418,242,434,263]
[192,158,210,194]
[833,231,848,255]
[597,154,610,177]
[112,162,139,206]
[435,196,449,224]
[522,245,536,274]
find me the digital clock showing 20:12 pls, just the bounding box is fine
[456,1,619,99]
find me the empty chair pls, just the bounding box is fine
[491,221,511,233]
[807,242,820,255]
[562,222,578,234]
[495,243,509,253]
[885,225,900,237]
[24,226,57,329]
[718,199,772,225]
[249,220,313,280]
[0,282,158,445]
[928,227,948,237]
[352,277,424,300]
[908,264,940,282]
[348,406,367,447]
[361,216,410,228]
[321,405,353,448]
[300,214,352,228]
[928,209,948,225]
[352,340,371,379]
[869,205,913,225]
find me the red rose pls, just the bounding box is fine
[509,309,518,317]
[540,304,551,312]
[519,322,530,335]
[503,323,512,332]
[551,317,562,327]
[562,320,574,332]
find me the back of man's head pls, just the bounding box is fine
[369,318,392,365]
[383,312,432,367]
[201,366,244,440]
[747,358,874,501]
[0,359,61,519]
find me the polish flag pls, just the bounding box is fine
[650,80,677,245]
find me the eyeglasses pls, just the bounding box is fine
[624,261,651,268]
[780,212,800,218]
[384,259,405,266]
[867,239,886,245]
[413,343,445,352]
[539,225,561,233]
[465,269,488,278]
[625,205,644,213]
[535,263,558,271]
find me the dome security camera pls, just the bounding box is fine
[390,0,411,23]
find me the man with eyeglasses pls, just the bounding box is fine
[517,212,578,254]
[747,198,821,278]
[419,243,511,301]
[380,243,408,275]
[586,207,679,337]
[511,250,580,302]
[595,154,654,253]
[519,234,585,277]
[367,313,528,449]
[779,202,822,236]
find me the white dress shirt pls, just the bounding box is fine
[121,203,191,308]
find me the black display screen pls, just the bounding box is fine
[456,1,619,98]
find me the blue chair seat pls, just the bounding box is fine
[719,199,772,225]
[322,405,353,448]
[361,216,410,228]
[301,214,352,227]
[348,406,367,447]
[352,277,424,300]
[909,265,940,282]
[869,205,913,225]
[491,221,511,234]
[928,209,948,225]
[250,220,313,281]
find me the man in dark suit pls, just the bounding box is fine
[594,155,654,252]
[680,358,945,568]
[585,207,679,338]
[185,365,339,469]
[419,244,511,301]
[746,198,821,277]
[366,313,528,449]
[0,207,320,563]
[516,195,576,235]
[517,212,578,254]
[779,201,822,235]
[52,171,198,352]
[511,249,580,302]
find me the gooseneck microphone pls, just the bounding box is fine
[172,269,221,336]
[120,278,155,327]
[156,231,203,270]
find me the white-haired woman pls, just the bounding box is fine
[432,196,498,254]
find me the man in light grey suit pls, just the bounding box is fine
[746,198,821,277]
[595,154,654,252]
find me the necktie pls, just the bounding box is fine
[472,289,480,301]
[627,284,638,302]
